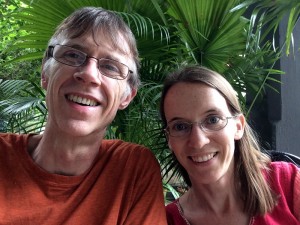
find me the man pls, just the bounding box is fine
[0,7,167,225]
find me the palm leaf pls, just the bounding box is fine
[0,79,46,133]
[166,0,247,72]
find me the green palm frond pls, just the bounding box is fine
[163,181,180,204]
[111,82,162,142]
[7,0,172,64]
[166,0,247,72]
[0,79,46,133]
[232,0,300,55]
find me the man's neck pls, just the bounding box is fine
[27,130,103,176]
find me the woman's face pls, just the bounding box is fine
[164,82,245,185]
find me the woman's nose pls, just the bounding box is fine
[187,124,210,149]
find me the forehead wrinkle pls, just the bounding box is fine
[92,28,131,56]
[58,27,131,57]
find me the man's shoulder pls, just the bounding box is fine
[102,139,148,151]
[0,133,30,157]
[0,132,27,145]
[101,139,156,161]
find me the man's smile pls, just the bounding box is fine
[67,94,100,106]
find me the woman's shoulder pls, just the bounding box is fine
[166,199,190,225]
[166,199,180,212]
[256,161,300,224]
[268,161,299,177]
[266,161,299,199]
[267,161,299,185]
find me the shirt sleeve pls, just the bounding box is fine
[294,167,300,221]
[270,161,300,222]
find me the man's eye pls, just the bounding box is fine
[172,122,190,131]
[101,64,119,72]
[64,51,83,59]
[99,60,121,73]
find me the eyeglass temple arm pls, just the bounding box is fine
[46,46,54,58]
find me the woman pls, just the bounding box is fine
[160,66,300,225]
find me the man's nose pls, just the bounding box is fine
[73,58,102,85]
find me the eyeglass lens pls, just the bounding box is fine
[52,45,129,79]
[166,115,233,137]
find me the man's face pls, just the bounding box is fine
[41,33,136,138]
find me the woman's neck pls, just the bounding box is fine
[178,179,249,225]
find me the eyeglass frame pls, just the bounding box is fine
[164,115,239,138]
[46,44,133,80]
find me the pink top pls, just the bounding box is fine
[166,162,300,225]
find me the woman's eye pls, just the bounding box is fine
[206,116,221,124]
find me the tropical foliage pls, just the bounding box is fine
[1,0,300,184]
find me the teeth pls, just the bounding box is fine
[67,94,98,106]
[191,153,216,163]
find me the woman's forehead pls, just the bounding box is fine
[164,82,229,114]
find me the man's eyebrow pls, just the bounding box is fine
[168,117,186,123]
[62,43,122,61]
[63,43,86,52]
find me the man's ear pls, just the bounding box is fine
[40,61,49,90]
[118,87,137,110]
[41,71,48,90]
[234,114,245,140]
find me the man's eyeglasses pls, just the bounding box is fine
[47,44,133,80]
[165,115,238,137]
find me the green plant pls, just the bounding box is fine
[0,79,46,133]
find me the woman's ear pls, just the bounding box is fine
[234,114,245,140]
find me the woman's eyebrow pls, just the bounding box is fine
[203,108,226,115]
[167,108,224,122]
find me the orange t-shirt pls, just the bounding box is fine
[0,133,167,225]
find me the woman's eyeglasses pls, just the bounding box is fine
[165,115,238,137]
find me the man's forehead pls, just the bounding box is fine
[56,30,131,55]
